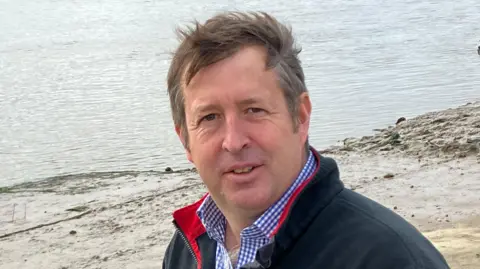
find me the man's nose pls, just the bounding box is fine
[222,115,249,153]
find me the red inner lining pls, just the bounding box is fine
[172,193,208,269]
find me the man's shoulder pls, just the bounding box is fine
[332,189,422,239]
[275,186,451,269]
[321,189,449,268]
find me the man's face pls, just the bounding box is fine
[177,46,311,216]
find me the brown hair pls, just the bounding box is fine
[167,11,308,150]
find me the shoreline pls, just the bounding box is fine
[0,101,479,269]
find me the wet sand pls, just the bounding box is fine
[0,101,479,269]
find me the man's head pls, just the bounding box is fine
[167,12,312,219]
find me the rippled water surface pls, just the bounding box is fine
[1,0,479,185]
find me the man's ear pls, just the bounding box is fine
[297,92,311,142]
[175,125,193,163]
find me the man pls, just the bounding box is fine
[162,11,450,269]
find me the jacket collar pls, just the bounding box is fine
[254,153,344,268]
[173,193,208,240]
[172,193,208,269]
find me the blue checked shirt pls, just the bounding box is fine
[196,150,317,269]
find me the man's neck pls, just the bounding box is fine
[224,211,257,249]
[224,221,240,254]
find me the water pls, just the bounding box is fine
[1,0,479,186]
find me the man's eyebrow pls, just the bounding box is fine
[191,97,265,115]
[237,97,263,107]
[192,103,218,115]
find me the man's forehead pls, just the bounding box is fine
[184,46,268,86]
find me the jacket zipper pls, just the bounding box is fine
[173,221,199,268]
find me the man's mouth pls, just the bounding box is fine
[232,166,254,174]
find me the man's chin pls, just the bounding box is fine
[227,190,272,213]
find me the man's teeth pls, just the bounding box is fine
[233,167,253,174]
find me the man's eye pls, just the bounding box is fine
[247,108,264,113]
[202,114,217,122]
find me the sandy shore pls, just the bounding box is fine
[1,101,479,269]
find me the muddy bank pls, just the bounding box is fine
[0,168,196,195]
[326,101,480,160]
[0,102,479,269]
